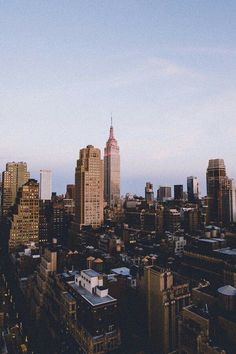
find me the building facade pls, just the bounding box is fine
[157,186,172,202]
[104,122,120,207]
[206,159,232,226]
[174,184,184,200]
[187,176,199,203]
[145,266,191,354]
[1,162,29,216]
[9,179,39,251]
[39,169,52,201]
[75,145,104,229]
[145,182,154,204]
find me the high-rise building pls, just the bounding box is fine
[187,176,199,203]
[157,186,171,202]
[39,169,52,201]
[104,120,120,207]
[1,162,29,216]
[9,179,39,251]
[75,145,104,229]
[145,182,154,204]
[206,159,232,226]
[145,266,191,353]
[174,184,183,200]
[229,179,236,223]
[65,184,75,200]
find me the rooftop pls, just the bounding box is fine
[70,282,116,307]
[186,304,211,320]
[199,238,219,243]
[82,269,100,278]
[214,248,236,257]
[111,267,130,277]
[218,285,236,297]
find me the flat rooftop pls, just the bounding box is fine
[82,269,100,278]
[214,248,236,256]
[111,267,130,277]
[62,271,80,279]
[70,282,116,307]
[186,305,210,319]
[199,238,219,243]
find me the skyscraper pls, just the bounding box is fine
[75,145,104,229]
[157,186,171,202]
[104,120,120,207]
[187,176,199,203]
[9,179,39,251]
[145,266,191,353]
[206,159,232,226]
[40,169,52,201]
[174,184,183,200]
[1,162,30,216]
[145,182,154,204]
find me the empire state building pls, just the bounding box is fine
[104,120,120,207]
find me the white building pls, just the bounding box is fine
[39,169,52,201]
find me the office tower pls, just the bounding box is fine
[164,208,181,232]
[66,184,75,200]
[206,159,232,226]
[75,145,104,229]
[174,184,183,200]
[157,186,171,202]
[145,266,191,354]
[39,169,52,201]
[2,162,29,216]
[145,182,154,204]
[229,179,236,223]
[33,245,58,320]
[0,180,2,218]
[183,207,200,234]
[104,120,120,207]
[39,199,51,244]
[9,179,39,251]
[187,176,199,203]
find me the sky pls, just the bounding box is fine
[1,1,236,196]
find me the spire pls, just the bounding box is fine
[109,114,114,139]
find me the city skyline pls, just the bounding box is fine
[1,1,236,194]
[1,145,235,198]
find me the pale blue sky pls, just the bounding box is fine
[1,1,236,195]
